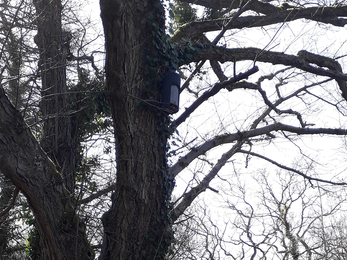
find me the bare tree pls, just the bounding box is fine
[171,170,347,259]
[1,0,347,259]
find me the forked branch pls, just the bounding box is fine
[170,123,347,177]
[171,141,243,221]
[192,47,347,101]
[173,66,259,127]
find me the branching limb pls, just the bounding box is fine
[69,53,100,76]
[173,2,347,41]
[170,123,347,177]
[178,0,283,15]
[256,79,307,127]
[173,66,259,127]
[250,78,331,130]
[0,85,93,259]
[193,47,347,101]
[170,141,242,221]
[210,60,228,82]
[178,0,256,92]
[239,150,347,185]
[297,50,347,100]
[77,183,116,205]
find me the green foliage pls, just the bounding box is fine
[139,4,204,257]
[20,202,34,226]
[148,20,203,74]
[143,11,202,114]
[68,68,111,193]
[171,0,197,27]
[203,7,224,19]
[26,228,39,260]
[144,3,202,206]
[148,0,203,73]
[76,156,100,193]
[167,129,182,159]
[23,206,37,260]
[69,68,111,140]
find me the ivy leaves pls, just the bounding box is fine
[150,21,203,71]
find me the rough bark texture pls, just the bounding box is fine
[0,86,94,260]
[0,177,16,259]
[99,0,173,259]
[0,19,23,259]
[33,0,76,194]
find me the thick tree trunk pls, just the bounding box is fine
[99,0,173,259]
[0,86,94,260]
[0,0,94,258]
[33,0,76,194]
[0,23,23,259]
[0,177,15,259]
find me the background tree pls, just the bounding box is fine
[169,170,347,259]
[0,1,39,258]
[1,0,347,259]
[0,0,106,258]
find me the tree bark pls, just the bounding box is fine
[99,0,173,259]
[33,0,76,194]
[0,177,16,258]
[0,13,24,258]
[0,86,94,260]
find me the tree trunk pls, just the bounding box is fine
[0,19,23,259]
[33,0,76,194]
[99,0,173,259]
[0,86,94,260]
[0,177,15,259]
[0,0,94,258]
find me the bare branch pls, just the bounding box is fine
[170,123,347,177]
[192,47,347,100]
[77,183,116,205]
[239,150,347,185]
[210,60,228,82]
[178,0,280,15]
[173,3,347,41]
[173,66,259,127]
[69,53,100,76]
[171,141,242,221]
[177,0,238,10]
[256,79,307,127]
[250,77,332,130]
[178,0,257,92]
